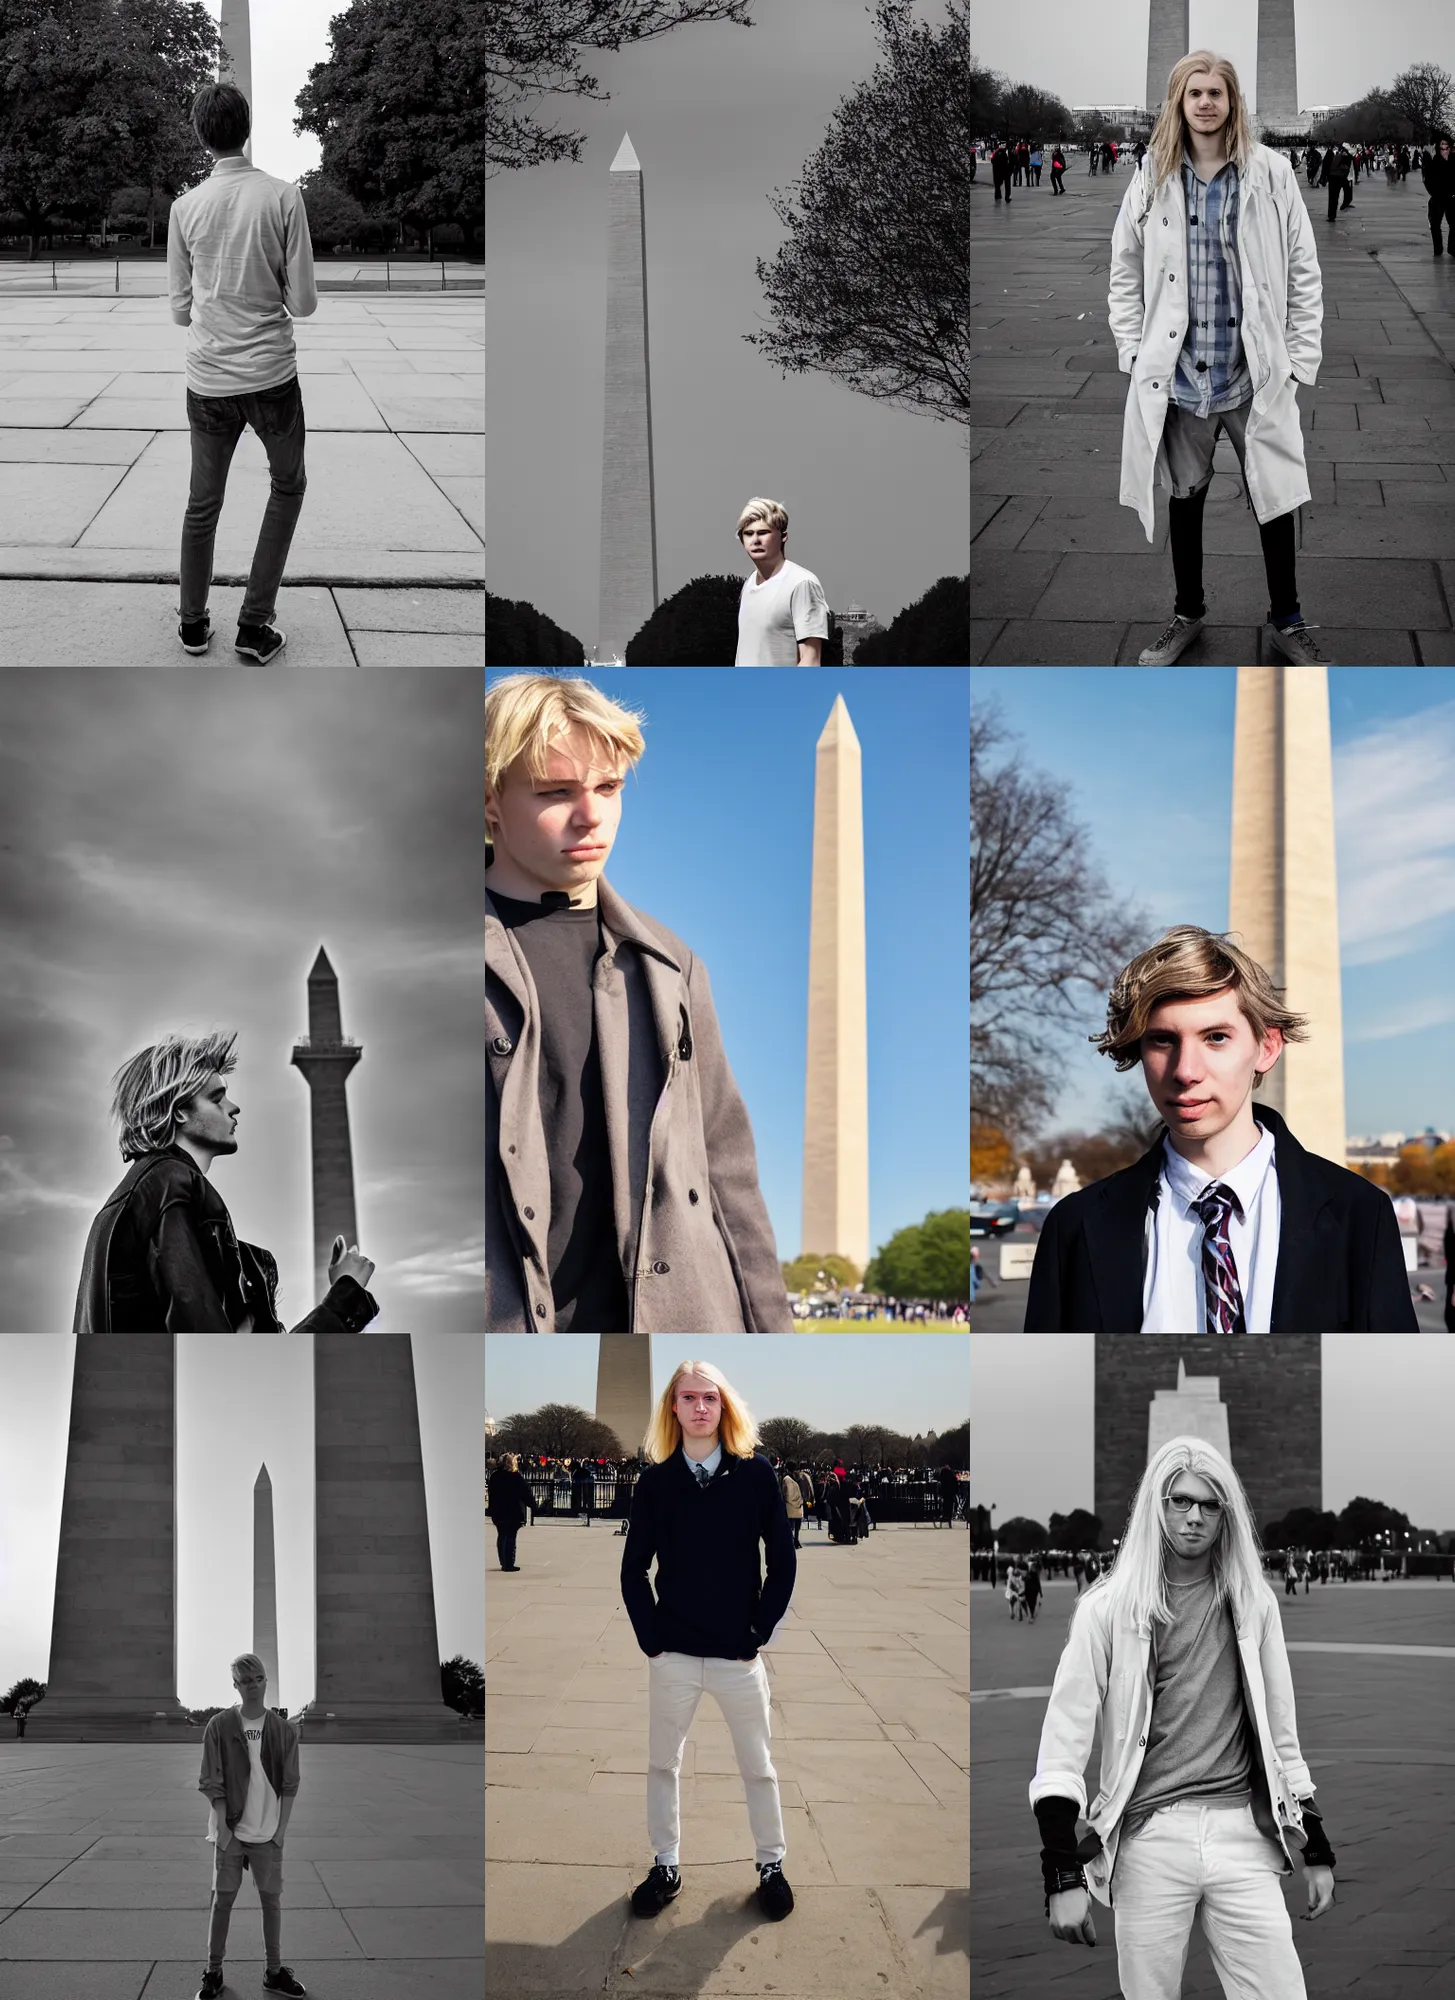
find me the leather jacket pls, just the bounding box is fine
[72,1145,377,1333]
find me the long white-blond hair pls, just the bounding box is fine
[642,1359,760,1464]
[1144,51,1258,199]
[1074,1435,1272,1638]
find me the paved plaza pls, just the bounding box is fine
[971,1577,1455,1995]
[0,287,483,664]
[971,162,1455,664]
[486,1518,969,1999]
[0,1740,483,1998]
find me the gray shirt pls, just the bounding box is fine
[1122,1574,1255,1836]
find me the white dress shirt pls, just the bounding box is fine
[1141,1120,1280,1333]
[682,1441,723,1481]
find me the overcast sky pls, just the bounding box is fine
[972,0,1455,114]
[0,671,482,1334]
[971,669,1455,1141]
[486,0,969,651]
[203,0,337,185]
[486,1333,969,1444]
[970,1335,1455,1531]
[0,1334,482,1711]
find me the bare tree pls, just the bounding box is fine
[493,1401,625,1458]
[487,0,754,173]
[971,702,1150,1144]
[1387,62,1453,142]
[744,0,970,427]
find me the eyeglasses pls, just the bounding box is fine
[1167,1494,1222,1516]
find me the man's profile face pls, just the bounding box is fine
[741,520,784,565]
[176,1071,239,1155]
[487,726,625,897]
[1182,72,1230,139]
[1163,1471,1224,1555]
[1138,988,1283,1141]
[673,1373,722,1439]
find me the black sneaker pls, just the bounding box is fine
[195,1973,225,2000]
[631,1863,682,1916]
[235,622,288,662]
[262,1971,307,1996]
[756,1860,795,1921]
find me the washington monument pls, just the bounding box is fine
[801,696,870,1275]
[218,0,254,163]
[1228,668,1346,1166]
[290,947,363,1304]
[596,134,659,664]
[596,1336,653,1458]
[1145,0,1300,122]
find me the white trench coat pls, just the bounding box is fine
[1108,143,1324,542]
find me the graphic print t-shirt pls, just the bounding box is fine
[232,1707,281,1843]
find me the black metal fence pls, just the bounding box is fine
[512,1473,965,1526]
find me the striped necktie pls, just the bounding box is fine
[1189,1184,1247,1335]
[694,1463,712,1488]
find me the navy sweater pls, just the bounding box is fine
[621,1448,796,1659]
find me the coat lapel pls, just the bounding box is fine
[1083,1137,1165,1332]
[1260,1107,1335,1331]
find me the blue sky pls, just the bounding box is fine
[487,667,969,1266]
[971,1336,1455,1531]
[486,1334,969,1444]
[0,1336,482,1711]
[971,668,1455,1140]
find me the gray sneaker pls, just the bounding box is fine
[1138,614,1205,665]
[1262,621,1336,664]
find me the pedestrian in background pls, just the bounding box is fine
[1424,134,1455,255]
[780,1465,804,1550]
[939,1462,960,1528]
[1089,140,1100,175]
[1030,143,1043,186]
[992,138,1013,204]
[1006,1562,1026,1620]
[1321,142,1354,219]
[487,1452,533,1572]
[1023,1561,1043,1623]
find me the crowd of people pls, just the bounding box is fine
[792,1296,967,1323]
[974,1542,1445,1607]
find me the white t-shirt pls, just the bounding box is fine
[230,1706,281,1843]
[735,559,831,665]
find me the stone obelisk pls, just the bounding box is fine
[30,1337,186,1739]
[1256,0,1300,128]
[1146,0,1190,116]
[596,133,659,664]
[312,1336,455,1739]
[801,696,870,1275]
[1228,669,1346,1166]
[254,1463,279,1693]
[291,948,363,1304]
[218,0,254,163]
[596,1336,653,1457]
[1147,1359,1231,1463]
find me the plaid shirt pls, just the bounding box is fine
[1172,151,1253,416]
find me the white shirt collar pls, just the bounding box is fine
[1161,1116,1276,1219]
[683,1441,723,1478]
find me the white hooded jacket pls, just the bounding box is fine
[1028,1577,1317,1907]
[1108,142,1324,542]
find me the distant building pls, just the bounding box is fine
[834,602,884,663]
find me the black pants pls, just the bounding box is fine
[993,171,1010,202]
[495,1524,519,1570]
[791,1519,802,1548]
[1050,168,1064,193]
[1431,193,1455,248]
[1327,178,1352,219]
[1030,165,1041,184]
[1169,480,1300,624]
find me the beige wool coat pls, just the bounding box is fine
[1108,143,1324,541]
[486,879,794,1333]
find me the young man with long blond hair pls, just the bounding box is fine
[620,1360,796,1922]
[485,673,793,1331]
[1032,1438,1335,1996]
[1111,53,1331,667]
[1024,927,1416,1331]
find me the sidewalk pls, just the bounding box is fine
[971,1578,1455,1996]
[971,164,1455,665]
[0,1742,483,1999]
[486,1520,969,1999]
[0,293,483,663]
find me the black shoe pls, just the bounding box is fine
[631,1863,682,1916]
[757,1861,795,1921]
[235,622,288,662]
[262,1971,307,1997]
[195,1973,225,2000]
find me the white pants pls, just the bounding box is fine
[1113,1800,1307,1999]
[646,1651,786,1868]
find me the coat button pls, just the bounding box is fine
[491,1036,512,1056]
[535,1302,546,1318]
[688,1188,700,1204]
[1162,216,1168,225]
[652,1260,670,1275]
[1169,274,1176,283]
[1153,381,1160,388]
[523,1206,535,1221]
[1139,1736,1146,1746]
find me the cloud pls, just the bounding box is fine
[1343,993,1455,1047]
[386,1240,486,1296]
[0,1142,96,1218]
[1335,701,1455,968]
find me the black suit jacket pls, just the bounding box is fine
[1023,1106,1418,1332]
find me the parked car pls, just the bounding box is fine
[970,1199,1020,1239]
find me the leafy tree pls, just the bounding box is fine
[493,1401,628,1459]
[969,1124,1014,1189]
[863,1208,970,1301]
[1387,62,1453,142]
[486,593,586,665]
[441,1655,484,1716]
[624,573,740,663]
[758,1416,818,1461]
[1261,1507,1338,1552]
[782,1253,862,1293]
[850,576,968,664]
[747,0,969,428]
[997,81,1074,141]
[487,0,753,174]
[1,1677,45,1714]
[1336,1495,1412,1547]
[1048,1509,1103,1551]
[997,1515,1046,1553]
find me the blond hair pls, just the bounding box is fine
[485,674,646,800]
[641,1360,760,1463]
[736,496,788,544]
[1091,925,1309,1087]
[111,1032,237,1160]
[1143,51,1258,200]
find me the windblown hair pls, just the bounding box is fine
[230,1652,266,1682]
[736,496,789,544]
[1143,51,1257,198]
[111,1032,237,1161]
[501,1452,519,1472]
[641,1359,760,1464]
[1091,925,1309,1088]
[1073,1436,1273,1638]
[191,83,252,154]
[485,674,645,802]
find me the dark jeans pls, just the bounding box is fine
[1326,178,1352,219]
[1050,168,1065,193]
[181,374,307,626]
[791,1520,802,1548]
[1169,480,1299,624]
[1431,193,1455,248]
[495,1524,519,1569]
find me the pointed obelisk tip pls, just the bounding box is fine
[255,1463,271,1490]
[308,945,336,981]
[611,132,641,172]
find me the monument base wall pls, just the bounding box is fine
[300,1702,480,1743]
[26,1698,189,1742]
